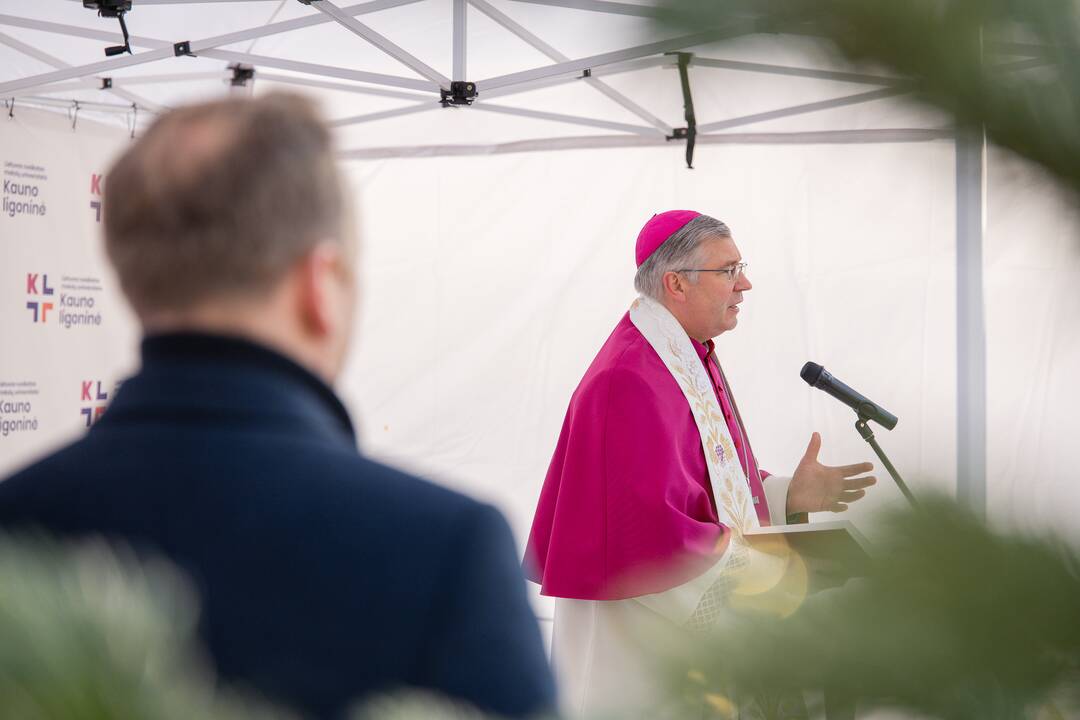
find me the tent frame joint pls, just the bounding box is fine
[229,64,255,87]
[441,80,478,106]
[666,51,697,168]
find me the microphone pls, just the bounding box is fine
[800,362,898,430]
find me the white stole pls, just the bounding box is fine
[628,295,761,543]
[627,295,764,628]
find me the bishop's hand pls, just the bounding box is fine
[787,432,876,514]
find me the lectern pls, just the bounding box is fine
[745,520,874,720]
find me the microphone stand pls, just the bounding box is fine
[822,413,918,720]
[854,414,918,509]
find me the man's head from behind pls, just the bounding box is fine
[104,92,354,381]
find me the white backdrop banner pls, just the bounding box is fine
[0,107,139,478]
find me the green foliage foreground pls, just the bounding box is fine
[675,496,1080,720]
[0,537,294,720]
[1,497,1077,719]
[655,0,1080,197]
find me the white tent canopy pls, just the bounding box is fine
[3,3,1078,593]
[0,1,963,151]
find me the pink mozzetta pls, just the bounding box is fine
[524,314,772,601]
[634,209,701,267]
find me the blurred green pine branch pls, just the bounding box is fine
[655,0,1080,195]
[2,496,1078,719]
[675,495,1080,720]
[0,535,294,720]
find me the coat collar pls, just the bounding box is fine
[100,332,356,447]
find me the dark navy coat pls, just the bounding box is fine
[0,333,555,719]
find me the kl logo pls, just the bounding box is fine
[25,272,54,323]
[89,173,104,223]
[80,380,109,427]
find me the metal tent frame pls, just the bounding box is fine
[0,0,1027,513]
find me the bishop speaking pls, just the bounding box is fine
[525,210,878,716]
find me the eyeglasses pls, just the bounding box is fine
[674,262,748,281]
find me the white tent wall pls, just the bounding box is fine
[341,139,960,540]
[985,149,1080,543]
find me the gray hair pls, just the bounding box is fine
[633,215,732,300]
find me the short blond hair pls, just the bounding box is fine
[104,92,345,315]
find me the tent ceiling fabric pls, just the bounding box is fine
[0,0,951,156]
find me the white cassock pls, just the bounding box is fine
[551,475,794,718]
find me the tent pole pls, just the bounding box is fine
[690,58,905,86]
[470,102,660,135]
[506,0,656,17]
[0,30,163,111]
[0,46,176,97]
[453,0,467,82]
[467,0,671,133]
[313,0,450,87]
[258,72,431,102]
[0,8,439,96]
[200,49,436,91]
[481,57,670,100]
[330,102,438,128]
[338,127,954,159]
[477,22,753,92]
[699,86,911,132]
[955,123,988,518]
[0,0,426,51]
